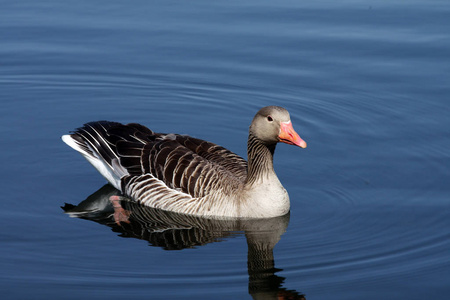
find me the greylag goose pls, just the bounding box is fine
[62,106,306,218]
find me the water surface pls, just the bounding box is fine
[1,1,449,299]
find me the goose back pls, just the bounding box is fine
[65,121,248,202]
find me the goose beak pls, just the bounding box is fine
[278,121,307,148]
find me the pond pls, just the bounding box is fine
[1,1,449,299]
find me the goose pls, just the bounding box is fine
[62,106,307,218]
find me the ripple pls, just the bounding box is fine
[278,196,450,290]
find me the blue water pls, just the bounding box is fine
[1,1,449,299]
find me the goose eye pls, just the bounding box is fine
[267,115,273,122]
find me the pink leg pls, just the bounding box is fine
[109,195,131,225]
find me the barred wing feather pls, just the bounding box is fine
[63,121,248,204]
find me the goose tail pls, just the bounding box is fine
[62,122,129,190]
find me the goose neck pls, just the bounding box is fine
[246,133,276,185]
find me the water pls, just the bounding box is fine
[1,0,449,299]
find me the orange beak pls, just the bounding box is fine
[278,121,307,148]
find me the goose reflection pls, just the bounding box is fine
[62,184,305,300]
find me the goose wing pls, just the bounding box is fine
[63,121,248,200]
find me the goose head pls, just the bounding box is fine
[249,106,307,148]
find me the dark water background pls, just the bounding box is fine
[1,1,449,299]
